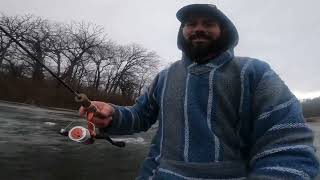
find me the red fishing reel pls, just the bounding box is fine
[59,94,125,147]
[59,113,125,147]
[68,126,92,143]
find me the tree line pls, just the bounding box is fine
[0,13,319,118]
[0,14,160,108]
[301,97,320,119]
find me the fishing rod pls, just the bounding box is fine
[0,25,125,147]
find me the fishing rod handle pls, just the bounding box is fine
[75,93,97,112]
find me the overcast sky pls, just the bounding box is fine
[1,0,319,99]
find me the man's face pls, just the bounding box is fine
[181,15,222,60]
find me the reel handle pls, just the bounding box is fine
[96,134,126,148]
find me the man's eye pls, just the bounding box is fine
[204,22,218,27]
[185,22,196,27]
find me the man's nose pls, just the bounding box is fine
[193,24,206,33]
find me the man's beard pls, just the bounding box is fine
[183,32,224,63]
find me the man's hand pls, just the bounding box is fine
[79,101,115,128]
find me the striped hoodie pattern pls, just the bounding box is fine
[104,50,319,179]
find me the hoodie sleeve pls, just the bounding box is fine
[246,62,319,179]
[101,71,165,135]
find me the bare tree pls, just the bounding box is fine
[46,23,69,78]
[0,14,33,73]
[136,67,157,96]
[86,41,116,90]
[61,22,105,84]
[105,43,159,97]
[16,16,53,81]
[0,13,161,103]
[1,44,28,78]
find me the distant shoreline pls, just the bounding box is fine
[0,99,76,113]
[306,117,320,123]
[1,99,319,123]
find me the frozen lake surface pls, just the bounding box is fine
[0,100,319,180]
[0,101,155,180]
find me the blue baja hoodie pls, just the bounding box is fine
[104,5,319,180]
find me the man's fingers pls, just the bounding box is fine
[79,101,113,116]
[79,106,86,117]
[78,101,114,128]
[93,111,107,118]
[98,103,114,117]
[90,101,113,117]
[93,116,112,128]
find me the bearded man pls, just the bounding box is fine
[80,4,319,179]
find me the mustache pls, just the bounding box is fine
[189,32,212,41]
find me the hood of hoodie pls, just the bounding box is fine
[176,4,239,58]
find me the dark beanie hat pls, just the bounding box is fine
[176,4,221,23]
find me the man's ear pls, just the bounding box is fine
[180,23,186,29]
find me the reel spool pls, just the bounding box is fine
[59,125,125,147]
[68,126,91,143]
